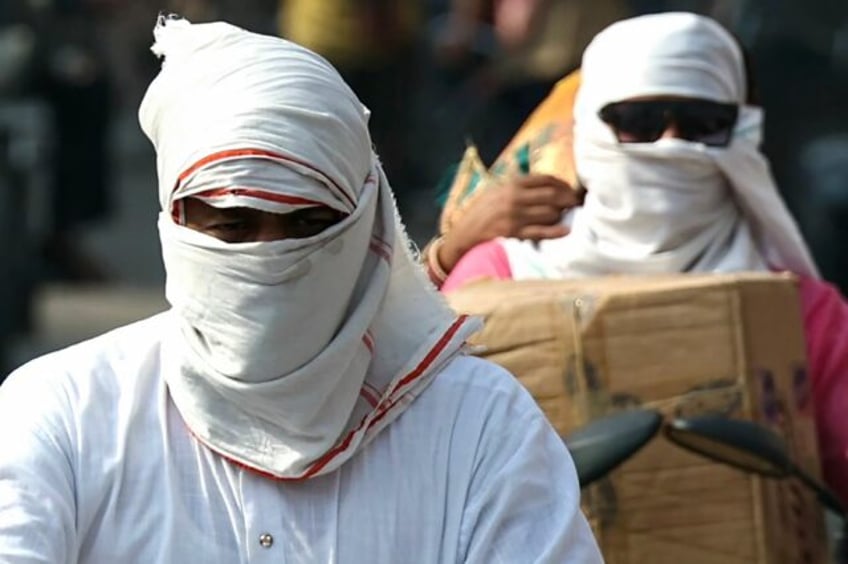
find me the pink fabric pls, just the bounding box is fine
[441,240,513,293]
[443,241,848,504]
[798,275,848,505]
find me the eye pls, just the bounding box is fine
[207,219,253,243]
[285,208,346,238]
[210,220,249,232]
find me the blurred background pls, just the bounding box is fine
[2,0,848,375]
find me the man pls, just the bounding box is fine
[0,14,602,563]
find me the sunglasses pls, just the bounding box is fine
[598,100,739,147]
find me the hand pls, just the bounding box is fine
[438,174,583,273]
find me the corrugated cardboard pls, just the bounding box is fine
[446,272,828,564]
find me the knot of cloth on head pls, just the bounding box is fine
[138,16,479,481]
[139,15,370,215]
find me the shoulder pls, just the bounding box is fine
[0,314,171,562]
[4,312,169,387]
[434,353,527,391]
[404,354,568,481]
[421,354,544,425]
[798,275,846,306]
[0,313,170,435]
[796,274,848,332]
[418,355,600,563]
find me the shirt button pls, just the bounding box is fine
[259,533,274,548]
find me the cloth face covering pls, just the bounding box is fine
[503,12,818,280]
[139,16,478,480]
[159,165,376,384]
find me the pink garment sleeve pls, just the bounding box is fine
[441,240,513,293]
[798,275,848,505]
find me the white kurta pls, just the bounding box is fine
[0,313,602,563]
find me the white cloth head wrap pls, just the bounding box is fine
[503,12,819,280]
[139,15,479,480]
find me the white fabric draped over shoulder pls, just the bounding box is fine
[503,12,818,281]
[0,15,604,564]
[0,317,604,563]
[138,16,480,480]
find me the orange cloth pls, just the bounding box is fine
[439,70,581,235]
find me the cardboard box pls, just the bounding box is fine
[446,272,828,564]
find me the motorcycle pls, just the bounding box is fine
[563,410,846,562]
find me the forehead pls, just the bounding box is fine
[182,197,332,218]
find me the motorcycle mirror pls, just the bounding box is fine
[563,409,662,488]
[664,416,790,477]
[665,416,845,517]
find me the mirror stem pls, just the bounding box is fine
[792,463,846,517]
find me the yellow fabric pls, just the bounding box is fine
[279,0,420,68]
[494,70,581,184]
[439,70,582,235]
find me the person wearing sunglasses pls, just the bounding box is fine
[437,12,848,507]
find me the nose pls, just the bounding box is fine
[660,120,683,140]
[254,214,293,242]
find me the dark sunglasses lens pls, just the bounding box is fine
[676,103,737,146]
[599,103,666,143]
[600,101,738,146]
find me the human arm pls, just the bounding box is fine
[0,369,77,563]
[457,371,603,563]
[797,276,848,505]
[440,239,512,292]
[425,174,581,287]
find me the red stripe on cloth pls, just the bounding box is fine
[298,315,471,480]
[297,420,367,479]
[184,314,471,482]
[192,187,325,207]
[363,393,411,432]
[172,148,356,209]
[369,242,392,264]
[370,234,392,254]
[362,380,380,397]
[361,333,375,354]
[385,315,469,398]
[363,315,471,429]
[184,415,370,483]
[182,420,294,482]
[359,388,379,408]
